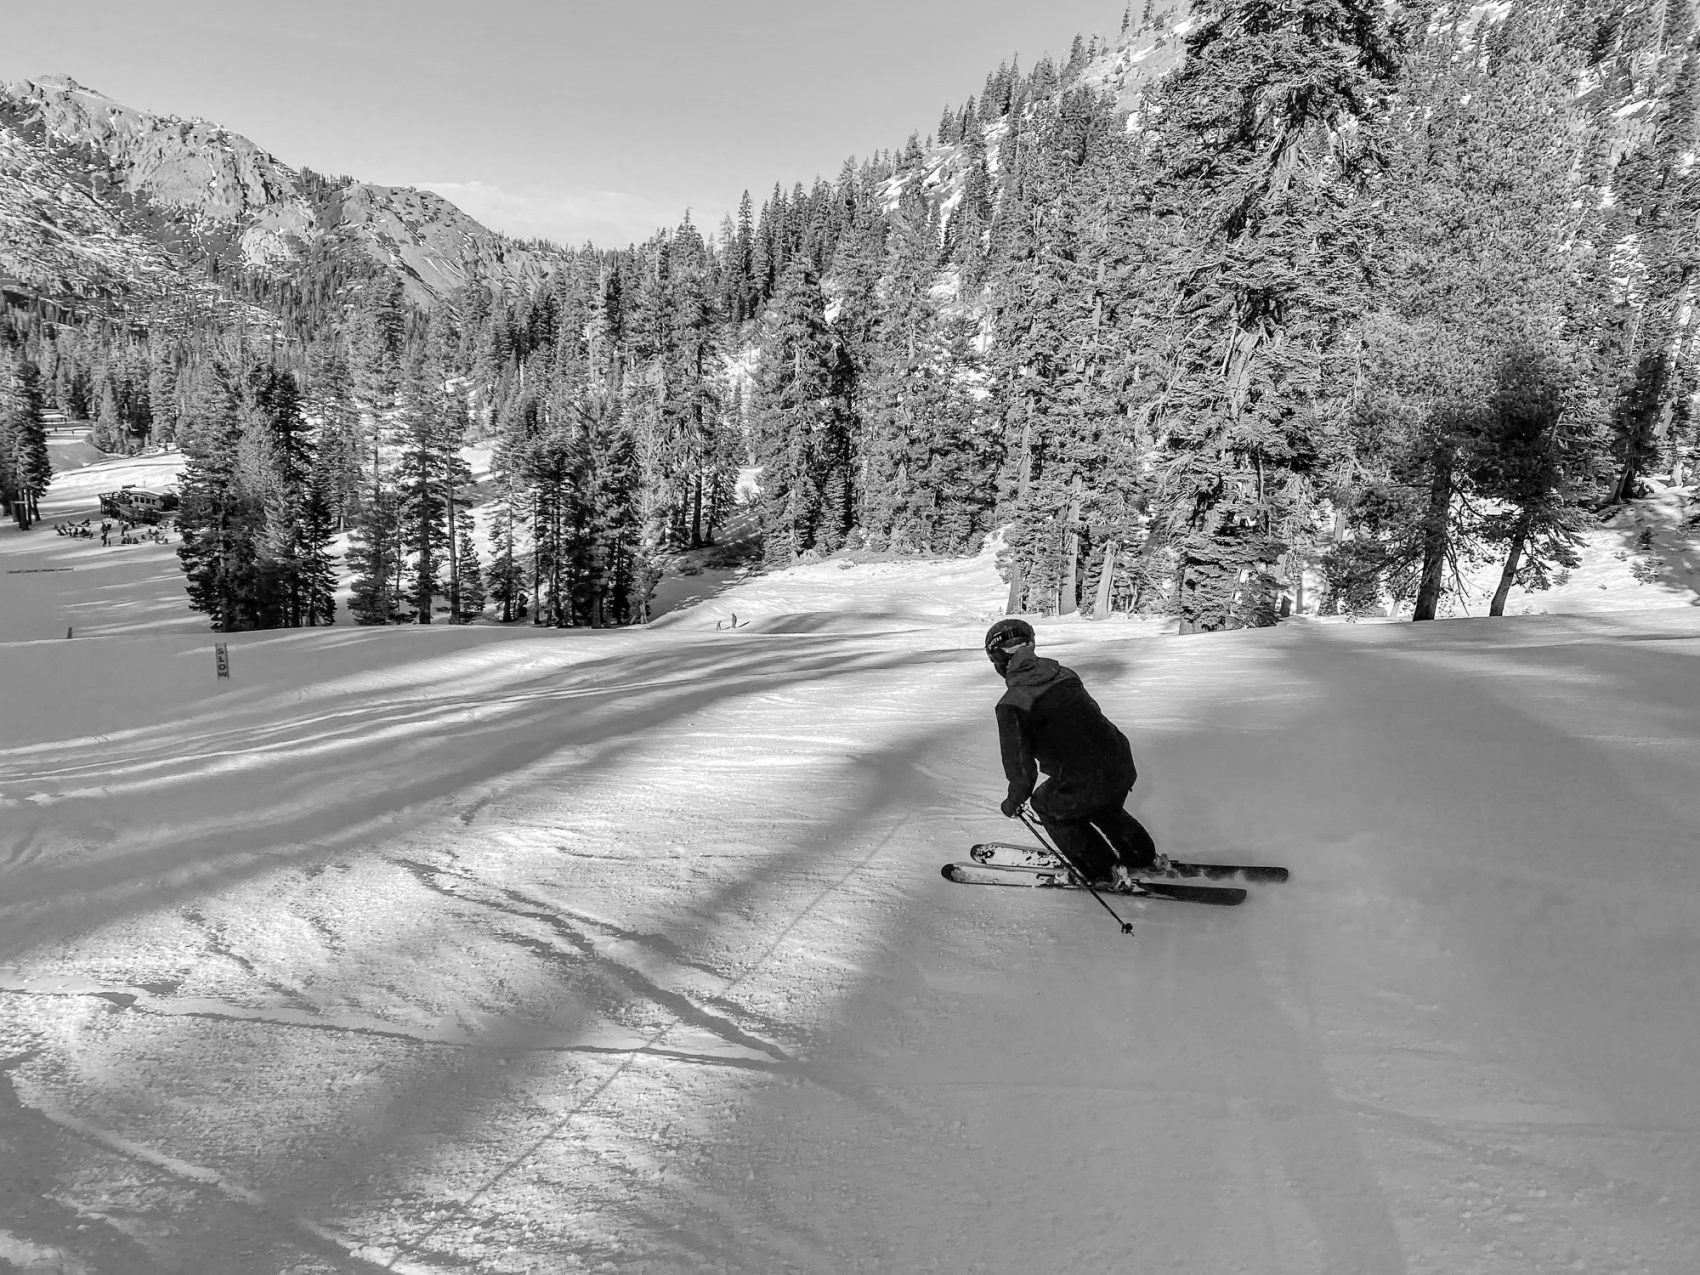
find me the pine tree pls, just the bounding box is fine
[704,381,745,544]
[345,278,407,624]
[666,220,724,548]
[949,118,995,286]
[1144,0,1397,632]
[915,311,1001,553]
[829,165,891,542]
[0,337,50,528]
[395,340,451,622]
[1472,347,1600,615]
[346,486,401,624]
[248,363,315,626]
[485,481,528,622]
[304,336,362,528]
[93,370,124,453]
[861,182,952,551]
[733,190,758,322]
[298,450,340,626]
[749,263,853,562]
[147,336,181,446]
[454,512,486,621]
[625,231,680,568]
[1331,1,1604,621]
[987,89,1158,615]
[1598,1,1700,499]
[177,357,264,630]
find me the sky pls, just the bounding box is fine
[0,0,1131,247]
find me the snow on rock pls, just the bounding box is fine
[0,76,557,310]
[2,453,1699,1272]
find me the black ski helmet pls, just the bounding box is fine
[984,618,1036,674]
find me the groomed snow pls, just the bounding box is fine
[2,453,1698,1273]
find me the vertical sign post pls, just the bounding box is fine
[215,642,230,680]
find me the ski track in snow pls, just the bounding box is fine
[2,459,1700,1272]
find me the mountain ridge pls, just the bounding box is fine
[0,73,559,319]
[0,8,1197,330]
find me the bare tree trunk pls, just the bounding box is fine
[1606,310,1654,506]
[445,478,459,623]
[1611,456,1638,505]
[1059,474,1084,616]
[415,496,433,624]
[531,492,542,626]
[392,510,407,622]
[553,494,565,626]
[1412,443,1454,622]
[1176,560,1200,634]
[1092,540,1119,619]
[1059,531,1080,616]
[1489,515,1531,617]
[1005,413,1034,615]
[499,507,514,623]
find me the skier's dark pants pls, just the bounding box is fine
[1038,800,1157,881]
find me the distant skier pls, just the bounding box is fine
[984,618,1162,887]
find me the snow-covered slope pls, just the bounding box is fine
[2,457,1699,1273]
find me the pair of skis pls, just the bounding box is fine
[942,841,1289,909]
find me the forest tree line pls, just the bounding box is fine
[1,0,1695,632]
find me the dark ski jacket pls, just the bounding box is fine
[996,650,1136,820]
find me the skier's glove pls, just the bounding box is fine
[1000,796,1024,818]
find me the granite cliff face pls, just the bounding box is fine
[7,76,314,229]
[0,75,556,318]
[0,107,196,304]
[333,180,551,301]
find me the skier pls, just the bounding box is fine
[985,618,1163,888]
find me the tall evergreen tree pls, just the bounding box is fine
[749,263,853,561]
[147,335,182,446]
[396,339,453,622]
[298,449,341,626]
[1597,0,1700,499]
[304,336,362,528]
[249,364,314,627]
[177,357,264,630]
[1472,347,1601,616]
[345,485,402,624]
[1331,0,1605,620]
[0,336,50,529]
[989,89,1157,614]
[949,118,996,286]
[454,510,487,621]
[1144,0,1397,632]
[485,479,528,622]
[344,278,407,625]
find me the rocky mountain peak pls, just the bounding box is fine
[0,76,563,318]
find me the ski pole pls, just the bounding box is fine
[1018,810,1134,937]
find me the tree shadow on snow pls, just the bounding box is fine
[0,632,1011,1267]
